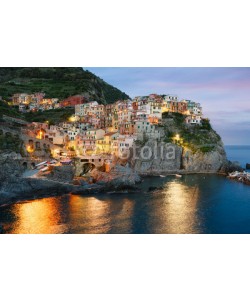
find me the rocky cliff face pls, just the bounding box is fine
[129,140,227,175]
[130,141,183,174]
[182,143,227,173]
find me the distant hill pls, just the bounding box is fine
[0,67,130,104]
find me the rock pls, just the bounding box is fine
[0,158,23,185]
[182,144,227,173]
[0,177,74,203]
[90,164,141,190]
[246,163,250,170]
[43,165,75,183]
[219,160,244,174]
[97,181,106,186]
[130,141,182,175]
[71,183,103,195]
[72,178,81,185]
[78,179,90,186]
[130,140,227,174]
[148,186,163,192]
[0,152,22,159]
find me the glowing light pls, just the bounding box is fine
[26,145,34,153]
[68,195,135,233]
[160,182,200,233]
[175,134,180,141]
[36,130,43,139]
[10,198,67,234]
[69,115,76,122]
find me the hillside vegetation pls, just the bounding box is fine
[24,107,75,124]
[0,100,23,119]
[162,112,222,153]
[0,67,130,104]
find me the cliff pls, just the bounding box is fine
[130,114,228,174]
[131,141,183,174]
[130,141,227,175]
[182,144,227,173]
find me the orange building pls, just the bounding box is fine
[60,95,87,107]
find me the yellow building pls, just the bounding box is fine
[96,132,118,154]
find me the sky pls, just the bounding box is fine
[85,67,250,145]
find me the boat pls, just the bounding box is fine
[175,174,182,178]
[34,161,48,169]
[228,171,240,178]
[49,160,57,164]
[40,166,49,172]
[37,163,48,170]
[160,175,166,178]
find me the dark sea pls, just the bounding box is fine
[225,145,250,168]
[0,146,250,234]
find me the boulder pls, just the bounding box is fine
[43,165,75,183]
[148,186,163,192]
[90,165,141,190]
[219,160,244,174]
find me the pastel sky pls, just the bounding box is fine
[85,68,250,145]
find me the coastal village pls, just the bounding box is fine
[6,93,204,166]
[1,90,248,207]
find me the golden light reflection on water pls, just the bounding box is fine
[2,179,201,234]
[69,195,135,233]
[159,181,200,233]
[10,198,68,234]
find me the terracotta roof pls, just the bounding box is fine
[104,132,118,137]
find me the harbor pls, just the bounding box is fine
[1,174,250,234]
[228,171,250,185]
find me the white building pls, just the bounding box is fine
[82,128,105,140]
[118,135,136,158]
[185,115,202,125]
[68,127,81,141]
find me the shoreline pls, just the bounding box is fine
[0,171,226,208]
